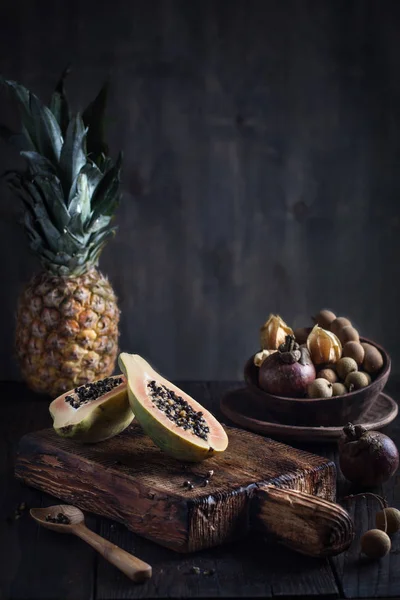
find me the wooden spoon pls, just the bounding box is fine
[30,504,152,582]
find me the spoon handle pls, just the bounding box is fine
[73,523,152,582]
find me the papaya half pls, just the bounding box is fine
[49,374,134,443]
[118,353,229,462]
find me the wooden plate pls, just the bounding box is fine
[220,389,398,443]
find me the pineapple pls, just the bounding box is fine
[1,70,123,397]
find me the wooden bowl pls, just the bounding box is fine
[244,338,391,427]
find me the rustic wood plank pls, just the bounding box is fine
[15,390,337,553]
[0,383,96,600]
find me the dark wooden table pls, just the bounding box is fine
[1,380,400,600]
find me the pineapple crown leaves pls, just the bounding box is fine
[0,69,123,276]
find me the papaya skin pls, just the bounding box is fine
[49,380,134,444]
[119,353,228,462]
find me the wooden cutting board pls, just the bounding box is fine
[15,422,347,555]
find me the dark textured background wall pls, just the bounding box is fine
[0,0,399,382]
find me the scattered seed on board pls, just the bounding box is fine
[12,502,29,521]
[189,566,215,576]
[190,566,201,575]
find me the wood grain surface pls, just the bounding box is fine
[1,0,400,384]
[14,421,336,552]
[2,380,400,599]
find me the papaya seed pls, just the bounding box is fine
[65,376,124,409]
[45,513,71,525]
[148,380,210,440]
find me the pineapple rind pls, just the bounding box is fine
[16,269,120,398]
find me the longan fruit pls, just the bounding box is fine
[307,379,333,399]
[345,371,370,391]
[330,317,352,336]
[361,343,384,375]
[342,341,365,366]
[332,382,347,396]
[336,357,358,381]
[376,508,400,535]
[317,368,338,384]
[360,529,391,559]
[338,326,360,345]
[313,310,337,329]
[361,371,372,385]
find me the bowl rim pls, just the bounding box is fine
[245,336,391,403]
